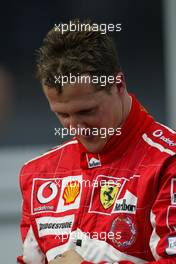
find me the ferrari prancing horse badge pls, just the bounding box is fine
[100,184,119,209]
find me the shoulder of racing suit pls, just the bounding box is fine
[20,138,79,175]
[140,120,176,164]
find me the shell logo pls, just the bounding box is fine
[62,181,81,205]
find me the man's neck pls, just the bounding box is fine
[120,93,132,127]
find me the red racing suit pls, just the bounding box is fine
[17,95,176,264]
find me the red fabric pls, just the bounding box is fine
[17,256,25,264]
[81,262,94,264]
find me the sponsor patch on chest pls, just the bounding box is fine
[89,175,138,215]
[36,215,74,237]
[31,175,82,214]
[166,236,176,255]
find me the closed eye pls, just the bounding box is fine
[78,108,96,115]
[55,108,97,118]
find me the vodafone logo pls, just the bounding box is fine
[153,129,163,137]
[37,181,58,204]
[153,130,176,147]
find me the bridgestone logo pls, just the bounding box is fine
[39,221,72,231]
[115,199,136,212]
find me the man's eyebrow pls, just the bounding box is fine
[55,111,66,115]
[50,108,65,114]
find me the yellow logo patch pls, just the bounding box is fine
[63,181,80,205]
[100,183,119,209]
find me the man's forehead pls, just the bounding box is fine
[42,84,99,113]
[42,83,100,102]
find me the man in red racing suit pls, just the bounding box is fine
[17,20,176,264]
[17,94,176,264]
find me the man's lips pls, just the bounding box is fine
[81,134,95,139]
[75,128,94,137]
[77,131,96,141]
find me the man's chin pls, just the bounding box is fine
[77,136,107,153]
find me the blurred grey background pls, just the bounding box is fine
[0,0,176,263]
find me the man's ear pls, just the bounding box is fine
[115,72,126,94]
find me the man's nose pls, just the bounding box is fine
[65,116,85,130]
